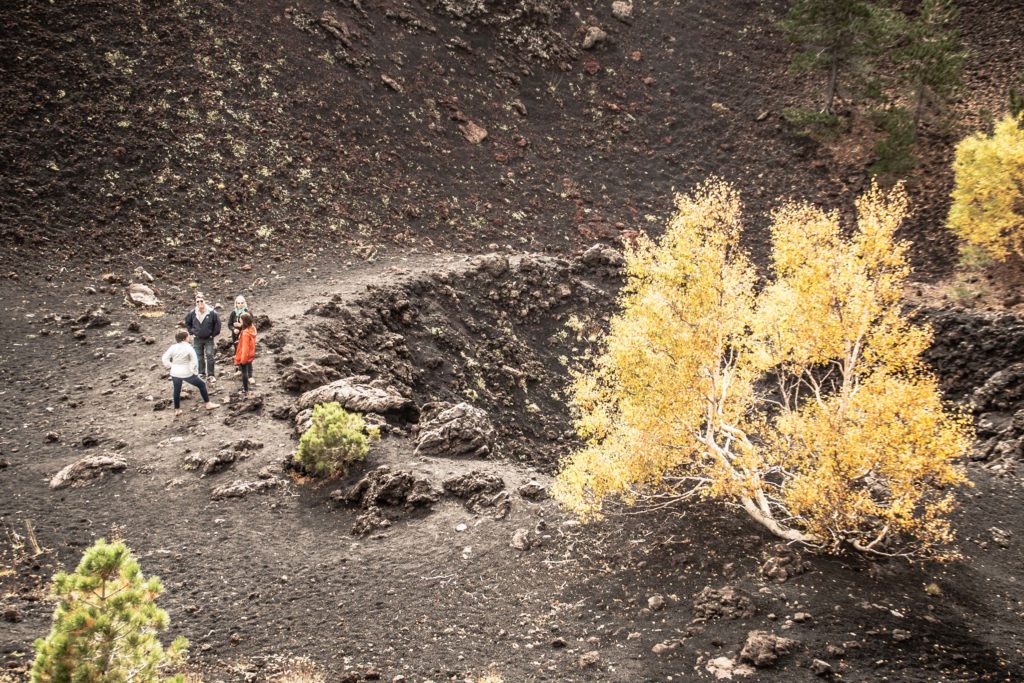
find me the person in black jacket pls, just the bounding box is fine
[183,293,222,381]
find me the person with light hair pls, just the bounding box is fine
[228,294,255,384]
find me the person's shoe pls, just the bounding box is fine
[204,402,220,410]
[174,409,183,417]
[207,375,217,384]
[249,378,256,386]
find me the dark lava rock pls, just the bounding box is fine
[442,470,505,497]
[517,480,548,500]
[351,506,393,536]
[693,585,757,620]
[340,465,439,510]
[414,402,495,458]
[183,449,238,477]
[281,362,340,393]
[761,543,813,583]
[210,478,282,500]
[227,393,264,417]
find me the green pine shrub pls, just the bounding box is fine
[871,107,918,177]
[31,538,188,683]
[1010,72,1024,119]
[293,402,379,477]
[782,107,846,141]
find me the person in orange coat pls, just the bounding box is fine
[233,312,257,395]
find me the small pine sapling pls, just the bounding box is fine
[293,402,379,477]
[31,538,188,683]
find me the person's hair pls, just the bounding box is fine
[175,329,188,342]
[234,296,247,307]
[239,312,254,330]
[195,292,205,303]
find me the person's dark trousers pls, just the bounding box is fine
[239,363,252,391]
[192,337,215,377]
[172,375,210,409]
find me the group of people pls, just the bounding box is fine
[160,293,258,417]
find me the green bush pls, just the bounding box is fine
[32,539,187,683]
[294,402,379,477]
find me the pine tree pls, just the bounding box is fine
[555,179,971,557]
[293,402,379,477]
[783,0,904,114]
[895,0,966,129]
[1010,72,1024,119]
[31,539,188,683]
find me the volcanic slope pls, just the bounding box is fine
[7,0,1022,276]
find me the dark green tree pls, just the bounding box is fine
[783,0,905,114]
[1010,72,1024,120]
[895,0,967,129]
[31,539,188,683]
[293,402,379,477]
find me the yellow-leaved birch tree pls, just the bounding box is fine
[555,179,972,557]
[947,114,1024,261]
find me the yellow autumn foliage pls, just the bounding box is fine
[948,114,1024,261]
[554,179,972,557]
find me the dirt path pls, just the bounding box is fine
[2,254,1024,682]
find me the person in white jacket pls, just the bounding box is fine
[161,329,220,417]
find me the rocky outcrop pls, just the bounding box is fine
[50,455,127,489]
[296,376,417,419]
[281,362,341,393]
[443,470,510,517]
[210,478,282,500]
[334,466,439,536]
[578,243,624,268]
[339,466,439,509]
[739,631,797,668]
[414,402,494,458]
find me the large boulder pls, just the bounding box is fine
[50,455,127,490]
[125,283,160,307]
[414,402,495,458]
[296,376,417,420]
